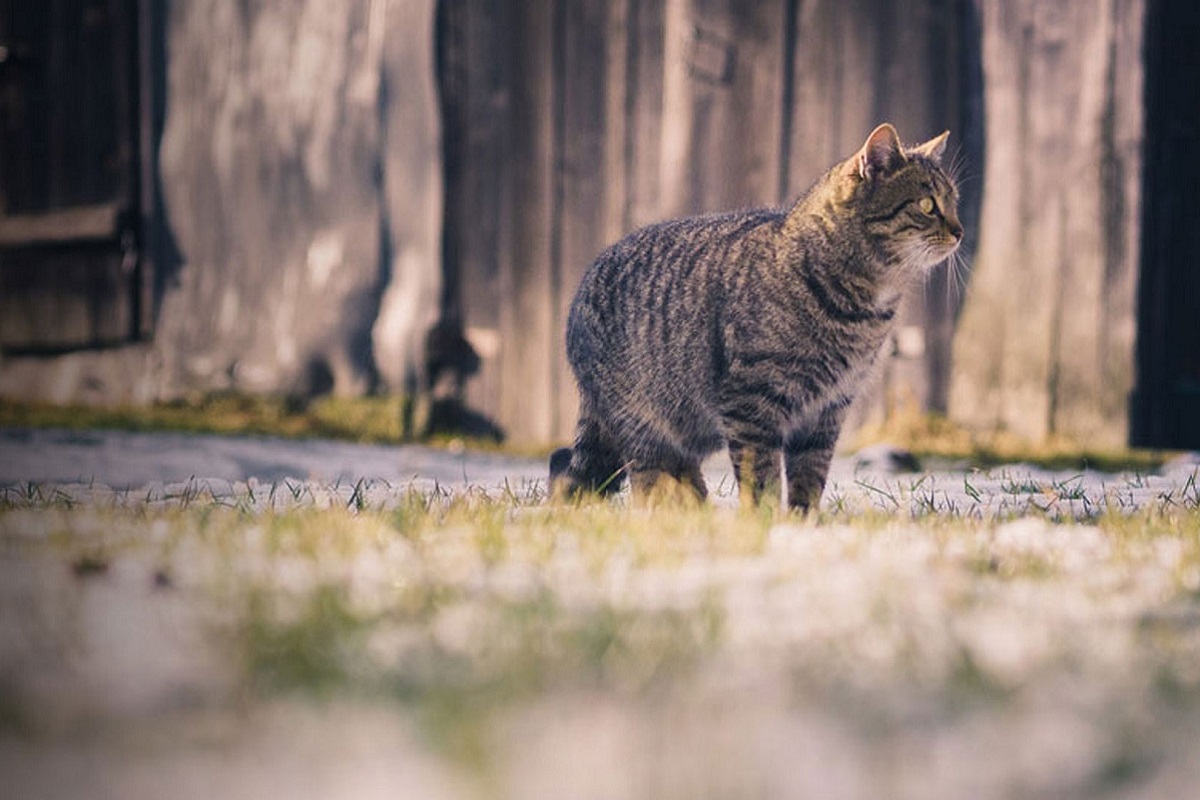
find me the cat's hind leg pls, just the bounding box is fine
[623,430,708,505]
[679,462,708,500]
[549,414,626,500]
[629,459,707,506]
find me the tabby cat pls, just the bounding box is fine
[549,124,962,511]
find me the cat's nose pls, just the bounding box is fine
[947,220,964,241]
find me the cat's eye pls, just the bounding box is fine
[918,196,937,215]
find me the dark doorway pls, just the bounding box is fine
[1132,0,1200,448]
[0,0,147,351]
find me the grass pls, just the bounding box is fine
[0,392,405,440]
[3,463,1200,794]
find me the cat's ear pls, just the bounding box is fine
[910,130,950,163]
[857,123,905,180]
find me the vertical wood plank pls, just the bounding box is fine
[374,0,443,404]
[1101,0,1147,436]
[624,0,667,230]
[659,0,787,216]
[444,0,511,424]
[497,0,557,443]
[137,0,158,338]
[1050,0,1143,440]
[950,0,1143,445]
[553,0,629,442]
[788,0,877,187]
[872,0,970,420]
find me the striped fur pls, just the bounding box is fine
[550,124,963,511]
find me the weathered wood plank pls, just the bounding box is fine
[950,0,1144,446]
[0,203,121,247]
[0,246,133,348]
[496,0,557,443]
[441,0,508,424]
[624,0,667,230]
[371,0,443,404]
[156,0,386,396]
[552,0,628,442]
[659,0,788,216]
[789,0,879,187]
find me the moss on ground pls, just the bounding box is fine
[2,395,1181,471]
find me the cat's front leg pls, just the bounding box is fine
[728,438,782,508]
[783,403,848,512]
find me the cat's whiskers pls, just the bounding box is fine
[945,148,980,191]
[941,250,969,306]
[909,236,966,309]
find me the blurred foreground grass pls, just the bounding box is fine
[1,391,1196,795]
[3,477,1200,796]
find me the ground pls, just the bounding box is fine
[2,427,1199,799]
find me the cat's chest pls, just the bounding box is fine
[724,315,886,395]
[782,337,887,428]
[719,270,893,397]
[827,339,887,396]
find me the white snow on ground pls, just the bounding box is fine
[0,427,542,490]
[2,427,1197,519]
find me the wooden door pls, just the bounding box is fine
[0,0,145,351]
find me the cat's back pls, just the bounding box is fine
[569,207,782,326]
[596,207,781,274]
[565,206,782,406]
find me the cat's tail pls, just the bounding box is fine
[548,415,626,500]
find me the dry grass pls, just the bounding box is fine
[0,392,406,440]
[0,395,545,457]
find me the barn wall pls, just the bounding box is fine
[949,0,1144,445]
[155,0,442,401]
[0,0,1154,452]
[453,0,1137,448]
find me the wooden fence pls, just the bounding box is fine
[5,0,1168,447]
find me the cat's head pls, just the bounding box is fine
[844,123,963,276]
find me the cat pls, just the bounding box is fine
[549,123,962,511]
